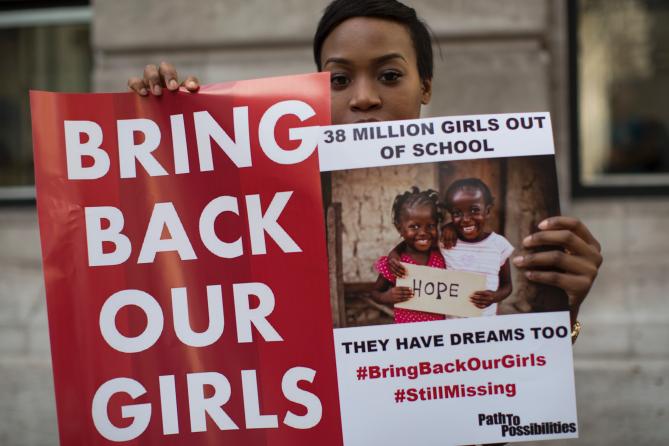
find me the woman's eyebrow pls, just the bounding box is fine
[323,53,408,68]
[372,53,408,65]
[322,57,351,68]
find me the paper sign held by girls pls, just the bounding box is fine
[320,112,567,325]
[395,263,485,317]
[30,73,343,446]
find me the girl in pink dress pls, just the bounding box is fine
[372,187,446,323]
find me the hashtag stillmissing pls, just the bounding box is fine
[401,381,516,402]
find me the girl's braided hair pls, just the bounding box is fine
[391,186,443,227]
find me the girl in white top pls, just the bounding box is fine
[441,178,514,316]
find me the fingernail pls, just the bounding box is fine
[139,88,148,96]
[524,271,533,279]
[153,85,162,95]
[523,235,532,245]
[169,79,178,89]
[538,220,549,230]
[512,256,524,266]
[187,81,196,88]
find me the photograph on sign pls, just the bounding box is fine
[319,113,568,328]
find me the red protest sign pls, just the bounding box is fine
[30,72,342,445]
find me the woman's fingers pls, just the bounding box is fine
[143,64,163,95]
[181,75,200,92]
[539,216,601,254]
[129,63,199,96]
[127,76,148,96]
[513,250,598,277]
[516,216,603,315]
[159,61,180,91]
[523,229,602,265]
[524,270,593,297]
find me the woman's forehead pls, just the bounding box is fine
[320,17,416,65]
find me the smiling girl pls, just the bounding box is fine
[372,187,447,323]
[441,178,514,316]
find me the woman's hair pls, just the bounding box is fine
[391,187,442,227]
[444,178,495,208]
[313,0,434,82]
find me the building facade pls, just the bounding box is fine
[0,1,667,444]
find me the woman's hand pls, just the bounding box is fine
[512,216,602,322]
[127,62,200,96]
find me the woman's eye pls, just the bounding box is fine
[379,70,402,83]
[471,207,481,215]
[330,74,350,88]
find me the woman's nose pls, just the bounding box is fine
[349,78,381,111]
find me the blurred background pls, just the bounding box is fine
[0,0,667,445]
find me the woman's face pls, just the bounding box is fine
[320,17,431,125]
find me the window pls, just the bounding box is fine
[570,0,669,196]
[0,2,91,200]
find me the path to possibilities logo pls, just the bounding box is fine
[478,412,577,438]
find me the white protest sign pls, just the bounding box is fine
[395,262,486,317]
[334,312,578,445]
[318,112,554,171]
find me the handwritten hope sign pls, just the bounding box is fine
[395,263,486,317]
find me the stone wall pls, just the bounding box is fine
[0,209,57,446]
[525,197,669,445]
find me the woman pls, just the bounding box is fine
[127,0,602,333]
